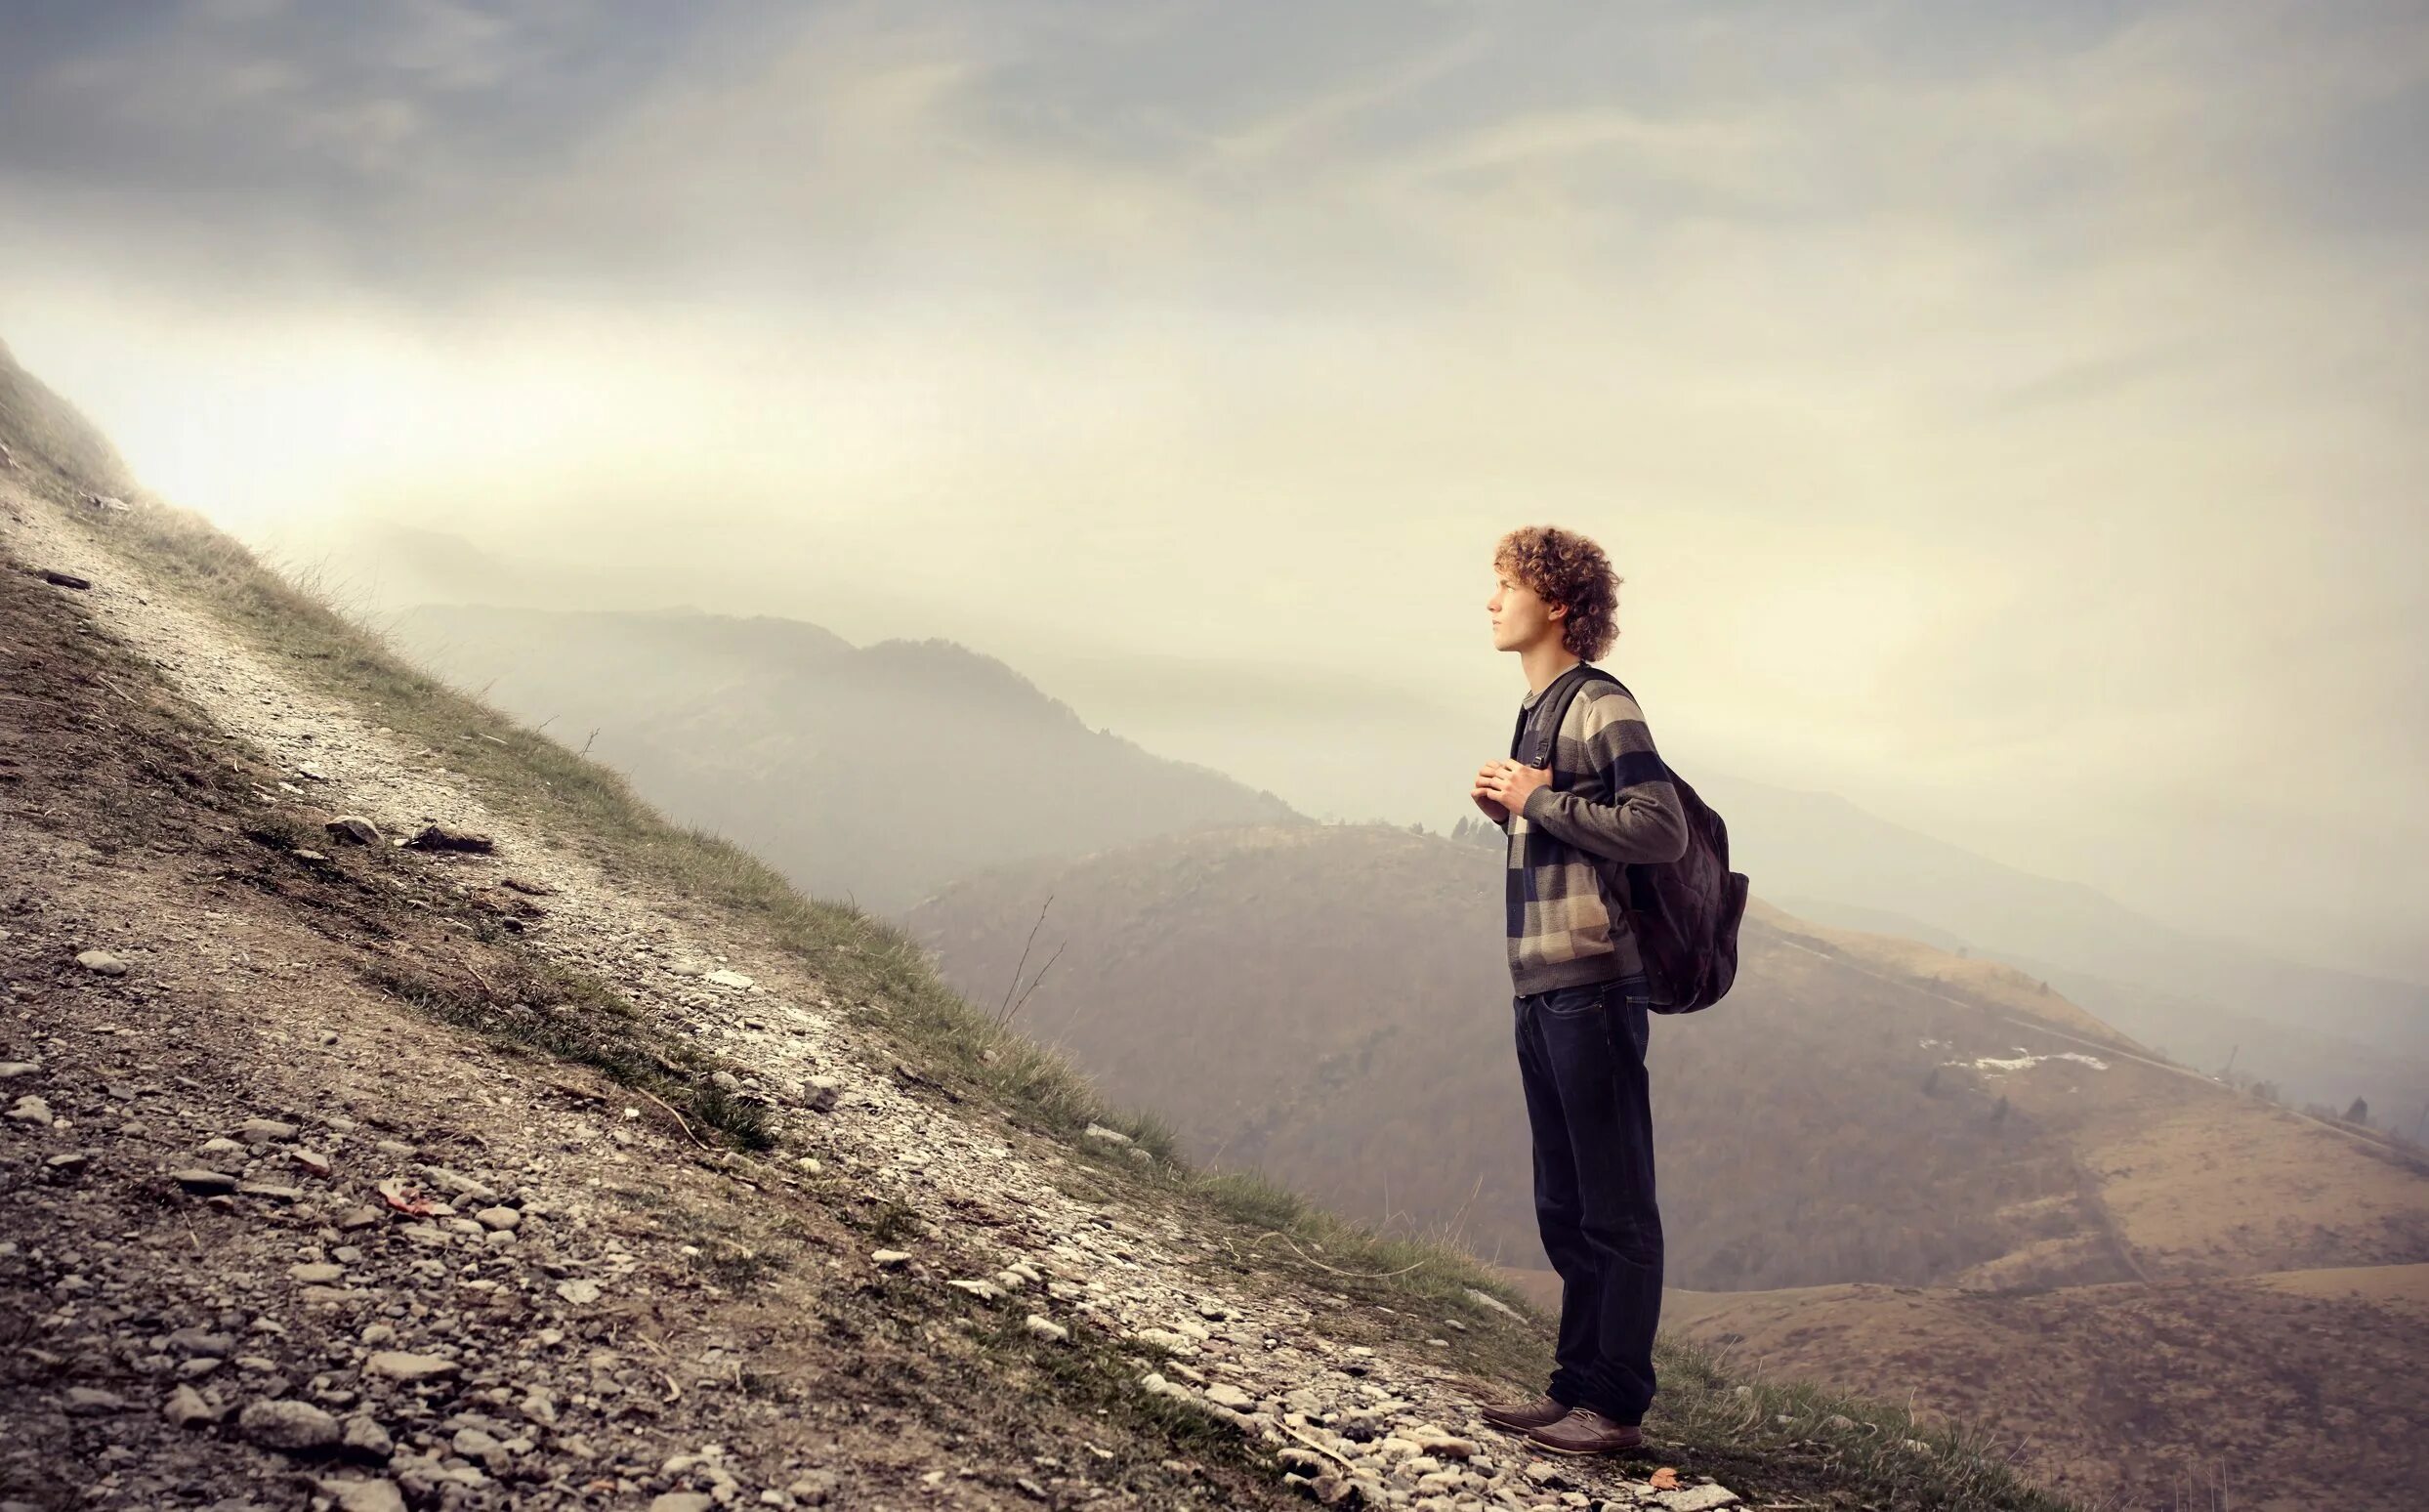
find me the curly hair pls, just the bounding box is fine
[1493,525,1622,661]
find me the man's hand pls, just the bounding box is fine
[1470,760,1512,822]
[1479,758,1551,819]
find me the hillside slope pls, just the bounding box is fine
[903,823,2429,1509]
[906,827,2429,1292]
[1705,773,2429,1120]
[1660,1269,2429,1512]
[379,601,1306,914]
[0,351,2082,1510]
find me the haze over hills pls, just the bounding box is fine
[903,825,2429,1289]
[903,821,2429,1508]
[268,514,2427,1126]
[379,602,1306,913]
[1701,771,2429,1126]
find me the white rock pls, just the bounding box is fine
[1138,1372,1194,1404]
[364,1351,458,1383]
[316,1480,407,1512]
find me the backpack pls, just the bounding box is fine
[1513,663,1750,1014]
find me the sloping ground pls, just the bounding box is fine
[0,397,2078,1506]
[1660,1274,2429,1512]
[1743,900,2141,1048]
[906,825,2429,1297]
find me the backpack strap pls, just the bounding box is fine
[1511,662,1622,777]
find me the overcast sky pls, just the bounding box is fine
[3,0,2423,982]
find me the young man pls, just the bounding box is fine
[1470,525,1691,1457]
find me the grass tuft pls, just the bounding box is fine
[359,949,775,1151]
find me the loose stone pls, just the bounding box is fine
[239,1397,342,1452]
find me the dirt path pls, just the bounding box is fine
[3,489,1740,1511]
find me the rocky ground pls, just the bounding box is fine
[0,489,1750,1508]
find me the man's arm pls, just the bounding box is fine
[1518,688,1691,863]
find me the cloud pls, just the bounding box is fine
[0,0,2422,977]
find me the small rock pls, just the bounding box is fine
[1139,1372,1194,1404]
[316,1480,406,1512]
[554,1278,602,1306]
[237,1117,299,1144]
[870,1249,912,1269]
[291,1262,346,1284]
[63,1387,126,1416]
[342,1413,396,1460]
[293,1148,333,1178]
[423,1166,495,1201]
[363,1351,457,1384]
[1204,1383,1255,1410]
[239,1397,341,1452]
[0,1061,41,1079]
[41,570,93,591]
[44,1152,87,1176]
[803,1076,842,1113]
[163,1385,222,1428]
[168,1328,235,1358]
[337,1204,385,1230]
[1082,1123,1132,1146]
[74,949,128,977]
[325,817,382,846]
[1025,1315,1068,1343]
[170,1168,238,1196]
[7,1096,53,1127]
[650,1495,716,1512]
[703,970,754,989]
[473,1205,522,1232]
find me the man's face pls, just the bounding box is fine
[1487,569,1563,652]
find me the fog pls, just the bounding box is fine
[2,0,2422,980]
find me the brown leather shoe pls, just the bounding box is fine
[1527,1407,1645,1455]
[1478,1393,1572,1431]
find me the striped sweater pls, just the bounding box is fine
[1503,668,1693,994]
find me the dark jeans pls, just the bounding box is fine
[1513,972,1661,1424]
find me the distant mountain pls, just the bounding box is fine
[904,823,2429,1294]
[384,603,1307,912]
[1702,773,2429,1124]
